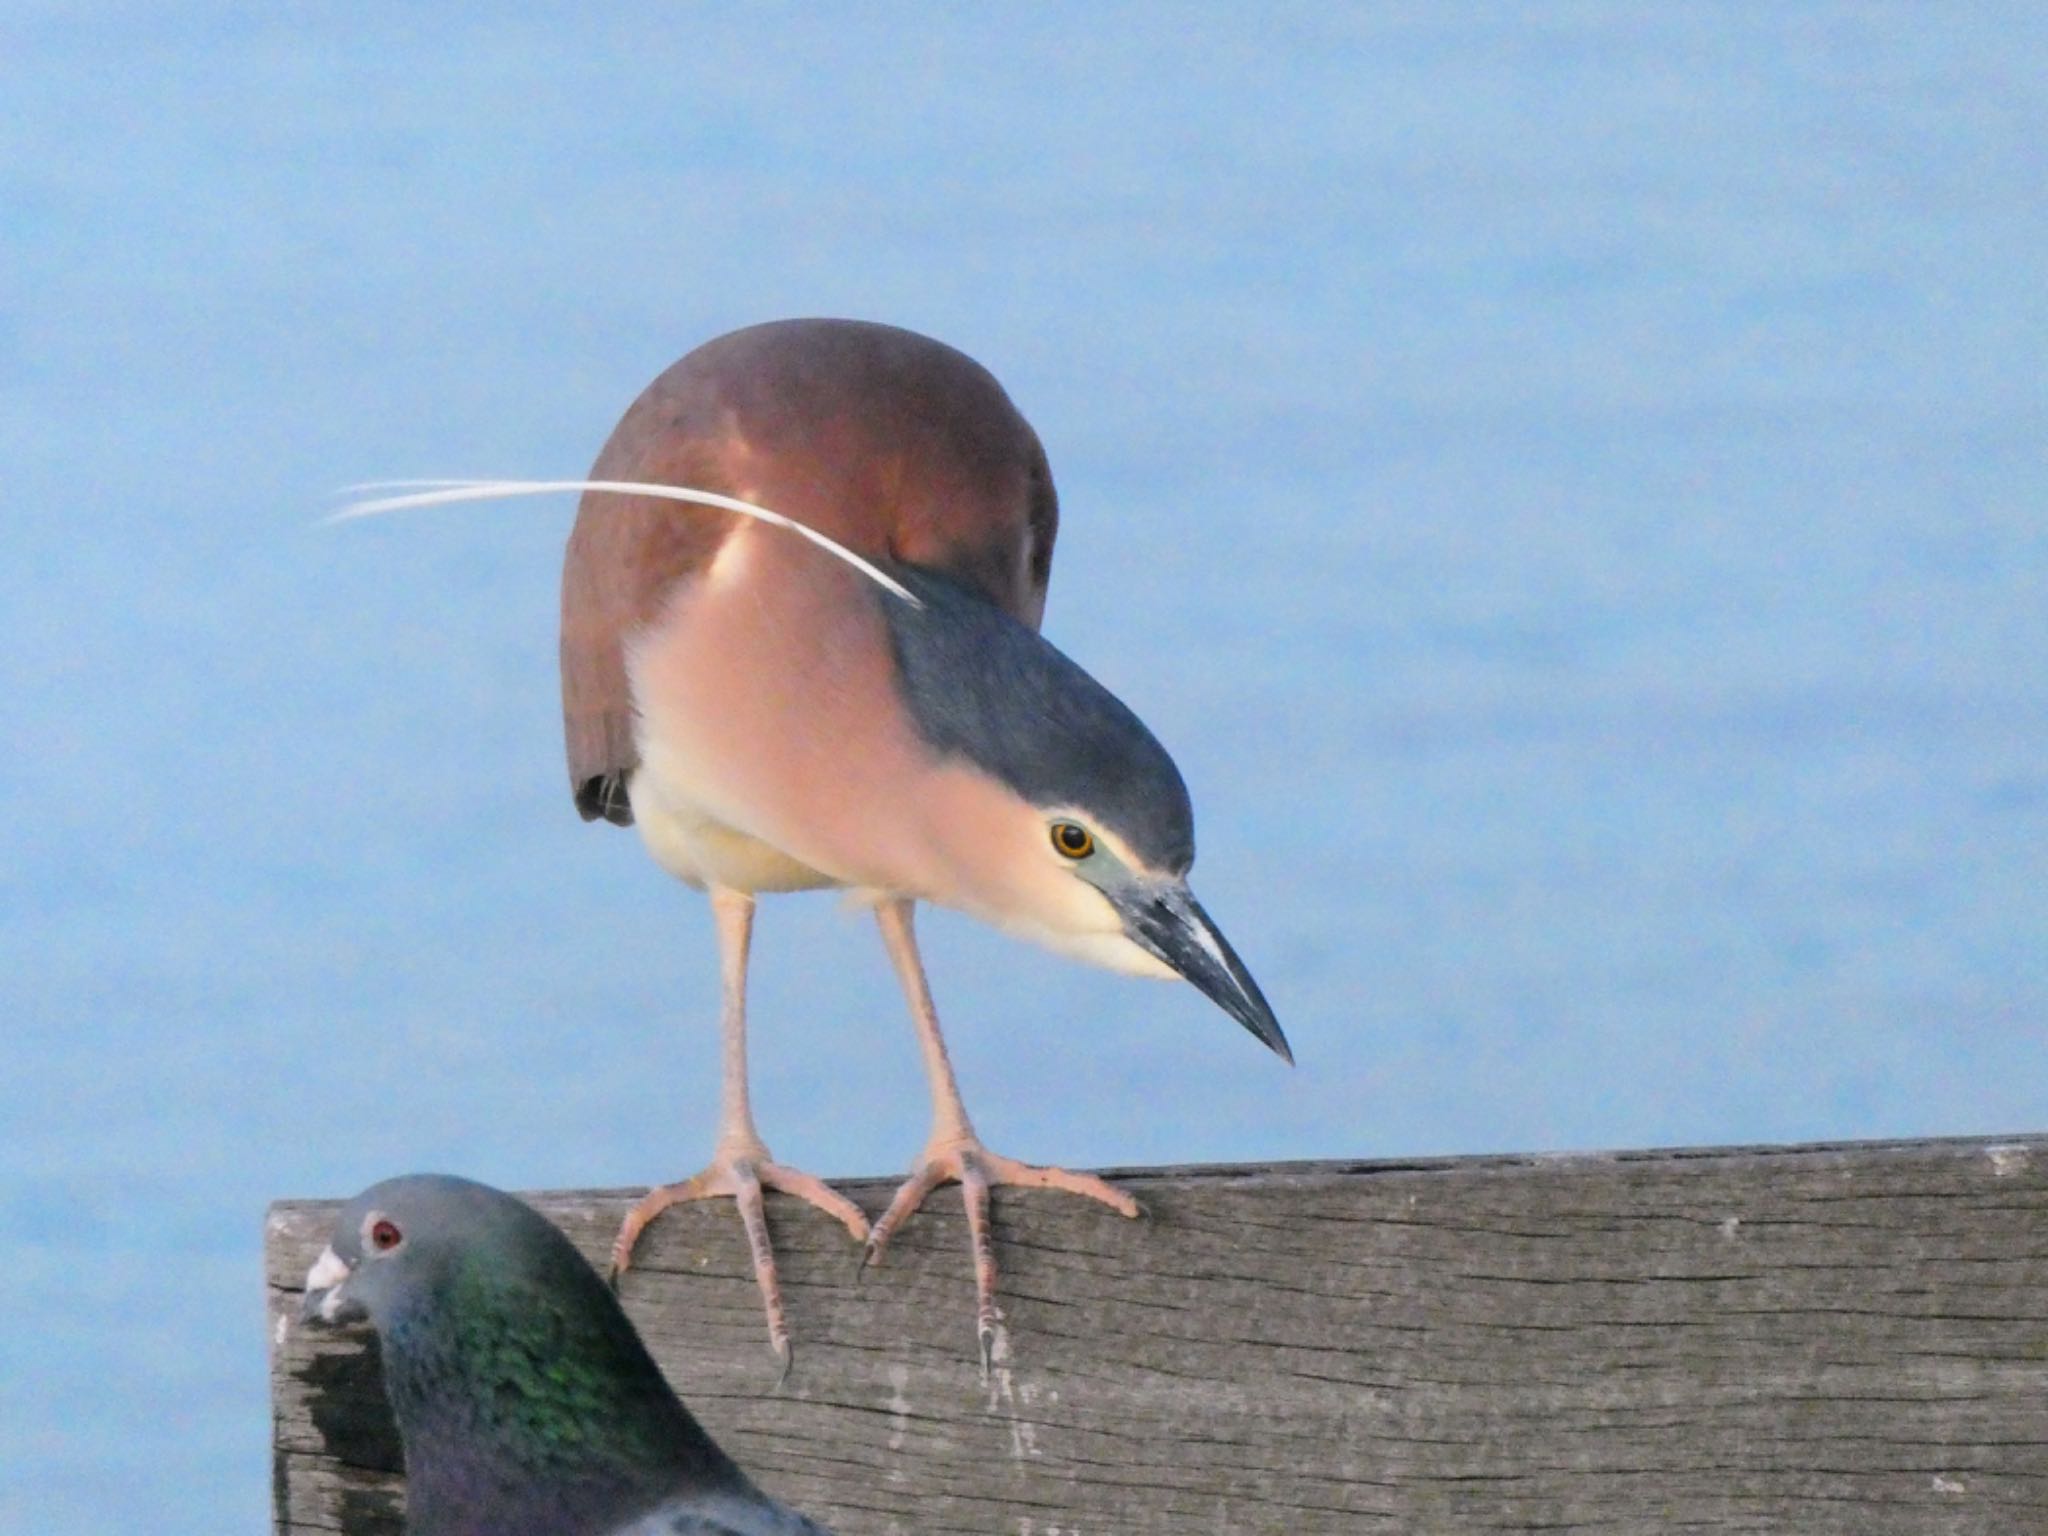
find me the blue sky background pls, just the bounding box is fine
[3,6,2044,1532]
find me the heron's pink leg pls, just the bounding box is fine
[864,898,1138,1370]
[611,887,868,1373]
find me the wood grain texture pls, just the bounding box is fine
[267,1135,2048,1534]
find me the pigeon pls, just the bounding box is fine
[299,1173,832,1536]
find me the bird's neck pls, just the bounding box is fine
[380,1270,742,1536]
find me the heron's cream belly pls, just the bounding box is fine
[626,761,839,894]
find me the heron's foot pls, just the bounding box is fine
[609,1144,870,1373]
[863,1136,1140,1374]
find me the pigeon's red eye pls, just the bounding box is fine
[370,1219,403,1252]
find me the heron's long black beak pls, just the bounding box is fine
[1114,883,1291,1063]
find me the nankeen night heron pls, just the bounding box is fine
[346,318,1289,1368]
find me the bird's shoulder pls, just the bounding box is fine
[561,318,1059,823]
[571,318,1057,619]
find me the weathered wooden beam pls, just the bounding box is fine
[268,1134,2048,1534]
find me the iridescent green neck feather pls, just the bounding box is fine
[379,1239,743,1536]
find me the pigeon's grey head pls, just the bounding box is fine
[299,1173,578,1330]
[298,1176,767,1535]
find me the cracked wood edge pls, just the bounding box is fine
[268,1134,2048,1534]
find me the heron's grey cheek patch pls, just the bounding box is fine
[877,567,1195,871]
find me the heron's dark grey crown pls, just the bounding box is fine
[879,568,1195,872]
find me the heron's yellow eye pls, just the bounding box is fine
[1051,822,1094,859]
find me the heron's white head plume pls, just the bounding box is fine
[331,478,923,608]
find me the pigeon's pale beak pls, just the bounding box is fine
[1111,882,1291,1063]
[299,1244,364,1326]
